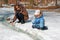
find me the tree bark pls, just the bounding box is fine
[56,0,57,6]
[0,0,2,7]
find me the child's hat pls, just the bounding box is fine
[34,10,40,15]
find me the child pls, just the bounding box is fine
[32,10,45,29]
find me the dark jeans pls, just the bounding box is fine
[15,13,25,23]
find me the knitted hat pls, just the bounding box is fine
[34,10,40,15]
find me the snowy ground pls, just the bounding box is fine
[0,7,60,40]
[0,22,33,40]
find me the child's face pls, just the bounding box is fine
[34,14,40,18]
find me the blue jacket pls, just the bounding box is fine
[32,15,44,24]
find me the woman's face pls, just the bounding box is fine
[16,5,21,10]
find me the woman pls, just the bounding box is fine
[11,3,29,24]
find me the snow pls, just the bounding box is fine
[0,23,33,40]
[0,7,60,40]
[14,11,60,40]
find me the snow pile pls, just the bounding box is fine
[0,23,33,40]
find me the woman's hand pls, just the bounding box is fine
[10,21,14,26]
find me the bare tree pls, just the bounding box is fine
[4,0,8,4]
[0,0,2,7]
[56,0,57,6]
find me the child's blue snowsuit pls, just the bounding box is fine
[32,15,45,29]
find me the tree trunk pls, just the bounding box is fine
[56,0,57,6]
[4,0,8,4]
[0,0,2,7]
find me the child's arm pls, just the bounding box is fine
[32,18,36,24]
[39,18,44,28]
